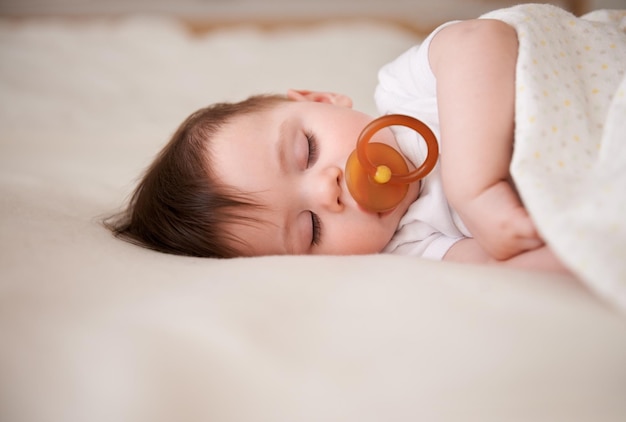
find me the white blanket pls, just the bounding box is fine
[484,4,626,310]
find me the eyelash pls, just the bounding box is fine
[310,211,322,246]
[305,130,321,246]
[305,130,319,168]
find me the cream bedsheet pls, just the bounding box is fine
[1,16,625,422]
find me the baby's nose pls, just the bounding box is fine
[317,166,344,212]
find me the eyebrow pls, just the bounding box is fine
[280,211,304,255]
[281,223,296,255]
[276,118,290,176]
[275,118,297,253]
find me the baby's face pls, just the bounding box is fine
[211,93,419,256]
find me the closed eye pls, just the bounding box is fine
[305,130,319,168]
[310,211,322,246]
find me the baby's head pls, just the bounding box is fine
[109,90,419,257]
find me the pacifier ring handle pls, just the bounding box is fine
[357,114,439,185]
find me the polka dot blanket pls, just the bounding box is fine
[483,4,626,310]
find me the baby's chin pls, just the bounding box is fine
[392,181,421,219]
[383,193,415,223]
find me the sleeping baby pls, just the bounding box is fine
[107,4,626,278]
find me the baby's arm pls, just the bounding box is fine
[445,238,572,275]
[429,19,543,260]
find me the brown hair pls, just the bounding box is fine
[106,94,288,258]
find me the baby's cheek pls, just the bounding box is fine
[347,227,389,254]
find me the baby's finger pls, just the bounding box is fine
[516,235,545,252]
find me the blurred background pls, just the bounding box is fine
[1,1,624,32]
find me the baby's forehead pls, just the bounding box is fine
[224,104,285,132]
[217,103,296,150]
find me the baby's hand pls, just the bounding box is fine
[457,181,544,261]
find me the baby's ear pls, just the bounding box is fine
[286,89,353,108]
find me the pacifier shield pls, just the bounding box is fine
[345,142,409,213]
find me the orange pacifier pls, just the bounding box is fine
[345,114,439,213]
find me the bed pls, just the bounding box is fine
[1,10,625,422]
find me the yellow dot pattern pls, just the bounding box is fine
[482,4,626,309]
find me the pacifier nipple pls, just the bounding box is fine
[374,165,392,184]
[345,114,439,213]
